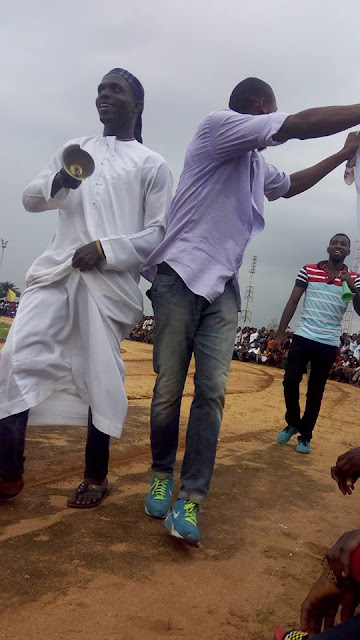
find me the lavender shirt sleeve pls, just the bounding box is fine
[209,110,290,161]
[264,162,291,201]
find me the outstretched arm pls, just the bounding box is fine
[284,132,360,198]
[274,105,360,142]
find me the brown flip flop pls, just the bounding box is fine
[67,481,111,509]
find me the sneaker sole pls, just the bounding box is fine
[296,448,310,455]
[144,505,170,519]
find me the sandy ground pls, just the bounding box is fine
[0,340,359,640]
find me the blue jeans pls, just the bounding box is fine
[150,270,238,504]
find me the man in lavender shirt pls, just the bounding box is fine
[142,77,360,545]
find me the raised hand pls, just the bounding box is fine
[341,131,360,161]
[51,168,82,198]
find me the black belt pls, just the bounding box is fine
[157,262,178,275]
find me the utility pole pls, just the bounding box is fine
[0,239,8,280]
[241,256,257,327]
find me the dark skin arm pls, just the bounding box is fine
[274,105,360,143]
[273,285,305,350]
[326,530,360,580]
[285,132,360,198]
[301,530,360,636]
[300,573,360,637]
[340,271,360,316]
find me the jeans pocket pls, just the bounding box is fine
[152,274,179,295]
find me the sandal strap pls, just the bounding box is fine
[75,482,108,497]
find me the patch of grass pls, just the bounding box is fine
[256,593,275,636]
[0,322,10,341]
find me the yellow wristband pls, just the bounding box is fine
[96,239,105,259]
[321,557,341,587]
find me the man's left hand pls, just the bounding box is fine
[340,271,356,292]
[341,131,360,161]
[300,573,360,637]
[326,530,360,580]
[72,241,104,271]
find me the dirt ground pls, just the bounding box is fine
[0,340,359,640]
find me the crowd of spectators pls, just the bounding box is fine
[233,326,292,369]
[235,328,360,386]
[129,319,293,368]
[129,318,360,388]
[329,332,360,386]
[129,316,156,344]
[0,300,18,318]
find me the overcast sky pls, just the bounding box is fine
[1,0,360,330]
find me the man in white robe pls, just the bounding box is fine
[0,68,172,507]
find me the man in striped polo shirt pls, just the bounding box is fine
[275,234,360,454]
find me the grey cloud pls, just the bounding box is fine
[1,0,360,332]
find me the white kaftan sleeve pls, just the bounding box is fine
[22,145,69,212]
[100,162,173,271]
[209,110,289,161]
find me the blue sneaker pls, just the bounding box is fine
[296,439,311,454]
[145,476,173,518]
[277,426,297,444]
[164,498,201,546]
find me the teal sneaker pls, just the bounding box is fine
[145,476,173,518]
[296,439,311,454]
[164,498,201,546]
[277,426,297,444]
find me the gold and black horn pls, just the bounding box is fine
[61,144,95,181]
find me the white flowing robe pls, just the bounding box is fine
[0,136,172,437]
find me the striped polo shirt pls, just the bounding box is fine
[294,261,360,346]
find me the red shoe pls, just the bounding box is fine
[274,630,308,640]
[0,476,24,500]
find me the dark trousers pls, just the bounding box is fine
[312,614,360,639]
[0,408,110,482]
[283,334,337,441]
